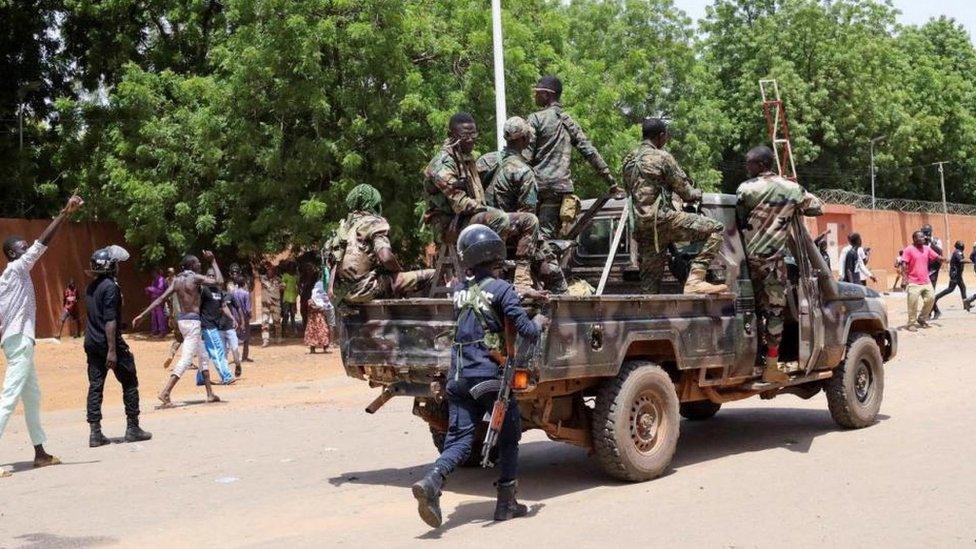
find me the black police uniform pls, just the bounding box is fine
[432,273,539,481]
[85,275,140,424]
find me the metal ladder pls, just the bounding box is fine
[759,79,798,181]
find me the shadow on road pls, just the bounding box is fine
[1,459,100,473]
[330,406,890,500]
[11,533,116,548]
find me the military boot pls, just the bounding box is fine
[762,352,789,383]
[89,422,110,448]
[683,267,728,295]
[124,418,153,443]
[412,467,445,528]
[513,260,534,292]
[493,479,528,521]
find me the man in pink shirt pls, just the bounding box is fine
[900,230,943,330]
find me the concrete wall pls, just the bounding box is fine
[0,219,152,338]
[803,205,976,291]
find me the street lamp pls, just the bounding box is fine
[869,135,886,209]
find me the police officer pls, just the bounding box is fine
[411,225,543,528]
[622,118,727,295]
[85,246,152,447]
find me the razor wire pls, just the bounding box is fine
[815,188,976,216]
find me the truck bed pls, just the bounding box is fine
[338,292,745,385]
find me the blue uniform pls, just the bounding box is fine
[434,274,539,482]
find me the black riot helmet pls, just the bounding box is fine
[89,245,131,276]
[457,224,505,269]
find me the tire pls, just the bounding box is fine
[680,400,721,421]
[430,426,490,468]
[826,334,884,429]
[592,360,680,482]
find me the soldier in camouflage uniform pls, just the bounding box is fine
[328,184,435,304]
[484,117,567,293]
[622,118,727,295]
[736,145,823,382]
[525,75,619,239]
[423,112,539,290]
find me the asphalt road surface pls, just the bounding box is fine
[1,296,973,548]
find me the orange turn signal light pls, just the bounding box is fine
[512,369,530,390]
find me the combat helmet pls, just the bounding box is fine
[457,224,505,269]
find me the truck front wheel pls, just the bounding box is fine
[592,360,680,482]
[826,334,884,428]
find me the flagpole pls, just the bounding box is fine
[491,0,507,151]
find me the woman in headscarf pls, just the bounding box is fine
[304,268,333,353]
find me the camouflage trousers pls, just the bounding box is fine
[748,257,786,349]
[337,269,436,304]
[536,189,579,240]
[634,211,724,294]
[431,208,539,260]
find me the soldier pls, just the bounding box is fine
[525,75,618,239]
[485,117,567,293]
[736,145,823,382]
[423,112,540,289]
[328,184,435,303]
[411,224,543,528]
[622,118,727,295]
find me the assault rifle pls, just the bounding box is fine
[481,320,535,468]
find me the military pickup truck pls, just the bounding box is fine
[337,195,898,481]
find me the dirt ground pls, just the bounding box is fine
[1,294,974,548]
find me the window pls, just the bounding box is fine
[577,218,628,257]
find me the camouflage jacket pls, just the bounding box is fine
[622,140,698,230]
[328,211,393,283]
[423,140,485,223]
[525,103,610,193]
[485,147,538,213]
[736,172,823,259]
[475,151,500,188]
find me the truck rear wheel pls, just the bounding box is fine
[826,334,884,428]
[680,400,721,421]
[592,360,680,482]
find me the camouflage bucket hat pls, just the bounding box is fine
[503,116,534,142]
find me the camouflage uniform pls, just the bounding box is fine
[736,172,823,348]
[622,140,724,294]
[525,103,613,238]
[330,212,435,304]
[485,148,538,214]
[475,151,500,192]
[424,140,538,260]
[483,145,566,293]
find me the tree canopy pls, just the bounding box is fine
[3,0,975,265]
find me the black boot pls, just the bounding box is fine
[124,418,152,442]
[89,422,110,448]
[411,467,445,528]
[493,479,528,521]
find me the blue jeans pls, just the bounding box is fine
[434,376,521,482]
[202,328,234,383]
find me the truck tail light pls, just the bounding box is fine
[513,369,530,390]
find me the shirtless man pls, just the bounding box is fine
[134,251,223,406]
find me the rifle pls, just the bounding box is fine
[481,319,529,469]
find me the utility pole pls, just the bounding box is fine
[869,135,885,209]
[936,161,950,247]
[491,0,507,152]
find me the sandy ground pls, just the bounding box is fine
[0,295,974,548]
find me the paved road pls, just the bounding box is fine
[1,297,973,548]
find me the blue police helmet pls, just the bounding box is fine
[456,224,506,269]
